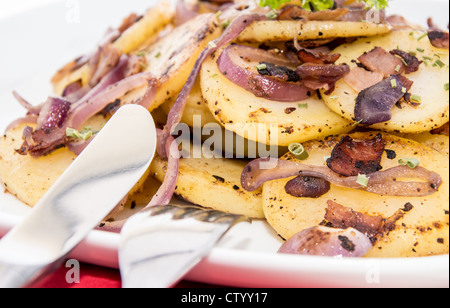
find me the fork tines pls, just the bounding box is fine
[149,204,249,225]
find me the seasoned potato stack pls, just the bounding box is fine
[262,132,449,258]
[321,30,449,133]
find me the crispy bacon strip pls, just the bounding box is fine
[326,133,385,177]
[325,200,383,239]
[358,47,405,77]
[324,200,409,241]
[344,66,384,92]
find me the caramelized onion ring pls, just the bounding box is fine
[241,157,442,197]
[217,44,313,102]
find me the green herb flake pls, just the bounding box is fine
[66,127,98,141]
[266,9,278,20]
[298,103,309,109]
[417,33,428,41]
[289,143,309,160]
[256,63,267,71]
[411,94,422,103]
[398,157,420,169]
[258,0,389,10]
[391,78,398,88]
[221,19,230,29]
[433,59,445,68]
[445,83,449,91]
[356,174,369,188]
[353,119,363,126]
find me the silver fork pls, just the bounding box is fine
[118,204,249,288]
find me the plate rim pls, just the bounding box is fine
[0,0,449,288]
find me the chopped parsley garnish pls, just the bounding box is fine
[258,0,389,10]
[288,143,309,160]
[398,158,420,169]
[356,174,369,188]
[66,127,98,141]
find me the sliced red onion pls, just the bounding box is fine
[217,45,313,102]
[174,0,199,26]
[278,226,373,258]
[36,97,71,130]
[146,130,180,208]
[158,13,268,159]
[12,91,42,116]
[354,75,406,125]
[67,71,155,130]
[241,157,442,197]
[70,55,130,113]
[89,46,122,87]
[16,66,155,157]
[4,115,38,133]
[62,80,83,97]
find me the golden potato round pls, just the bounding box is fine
[321,30,449,133]
[262,132,449,258]
[238,20,392,43]
[200,48,354,147]
[53,0,175,95]
[0,116,149,207]
[150,152,264,219]
[142,13,222,111]
[395,132,449,158]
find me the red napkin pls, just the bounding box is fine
[32,262,122,288]
[31,262,218,288]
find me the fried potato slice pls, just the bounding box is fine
[0,124,76,207]
[52,0,175,95]
[395,132,449,157]
[142,13,222,111]
[150,152,264,219]
[0,116,149,207]
[321,30,449,133]
[262,132,449,258]
[111,0,174,54]
[238,20,392,43]
[200,48,354,147]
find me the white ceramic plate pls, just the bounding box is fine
[0,0,448,288]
